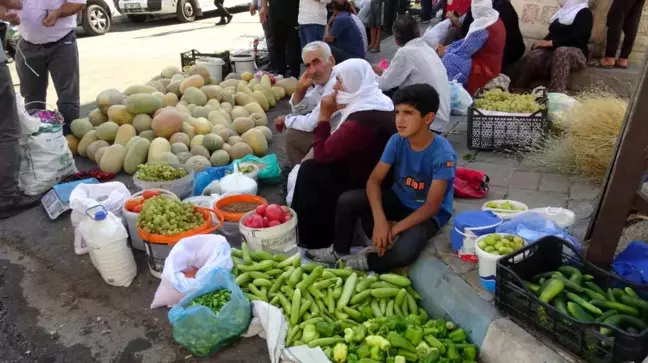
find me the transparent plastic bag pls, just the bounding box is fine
[168,268,251,357]
[236,154,281,184]
[193,165,234,196]
[450,78,472,115]
[495,211,582,252]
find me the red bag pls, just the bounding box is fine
[454,167,489,198]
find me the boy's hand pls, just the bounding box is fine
[372,219,391,256]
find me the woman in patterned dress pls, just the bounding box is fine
[436,0,506,94]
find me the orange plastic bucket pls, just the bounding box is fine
[215,195,267,222]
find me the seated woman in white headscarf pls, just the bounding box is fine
[513,0,592,92]
[437,0,506,94]
[291,59,397,250]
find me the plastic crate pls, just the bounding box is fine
[180,49,232,78]
[468,88,550,151]
[495,236,648,363]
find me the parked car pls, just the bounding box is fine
[117,0,249,23]
[78,0,117,36]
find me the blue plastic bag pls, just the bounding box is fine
[168,268,251,357]
[236,154,281,184]
[495,212,582,251]
[193,165,234,196]
[612,241,648,285]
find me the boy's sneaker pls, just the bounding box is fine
[306,245,347,264]
[340,246,375,271]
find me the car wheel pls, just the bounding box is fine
[177,0,196,23]
[82,4,111,36]
[127,14,147,23]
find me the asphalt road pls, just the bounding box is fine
[1,12,291,363]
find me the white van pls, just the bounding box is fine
[117,0,250,23]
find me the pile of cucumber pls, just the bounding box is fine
[524,265,648,335]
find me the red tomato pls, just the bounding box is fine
[124,198,142,212]
[283,212,293,223]
[133,204,144,213]
[246,215,266,229]
[268,220,281,227]
[256,204,267,216]
[143,190,161,200]
[265,204,284,222]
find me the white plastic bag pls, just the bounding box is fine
[450,79,472,115]
[69,182,131,255]
[548,92,578,122]
[16,96,40,135]
[18,127,77,195]
[422,19,451,48]
[286,164,300,207]
[150,234,233,308]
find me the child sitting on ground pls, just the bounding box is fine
[306,83,457,272]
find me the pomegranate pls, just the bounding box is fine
[245,215,266,229]
[265,204,284,222]
[256,204,267,216]
[268,220,281,227]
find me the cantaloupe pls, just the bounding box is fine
[175,103,191,116]
[100,144,127,173]
[219,79,239,89]
[152,92,166,105]
[96,89,126,114]
[271,86,285,101]
[167,81,182,95]
[124,137,151,174]
[231,106,250,120]
[206,99,221,110]
[201,85,223,101]
[169,132,190,146]
[241,72,254,82]
[114,124,137,146]
[88,108,108,126]
[207,110,229,127]
[221,91,235,106]
[160,152,180,165]
[260,74,272,88]
[107,105,135,125]
[161,66,182,79]
[249,78,260,87]
[190,144,211,159]
[70,118,94,139]
[232,117,255,135]
[96,121,120,142]
[242,128,268,156]
[151,75,163,82]
[124,84,158,96]
[132,114,153,133]
[260,85,277,107]
[211,125,230,142]
[210,149,230,166]
[254,126,273,142]
[250,113,267,126]
[159,78,171,88]
[229,142,253,160]
[163,93,179,107]
[185,156,211,172]
[244,103,266,120]
[78,130,98,157]
[276,78,298,95]
[147,81,166,93]
[182,122,195,139]
[148,137,172,164]
[171,142,189,155]
[176,152,193,164]
[217,108,232,123]
[188,65,211,84]
[125,136,142,152]
[139,130,156,141]
[66,135,79,155]
[221,143,232,154]
[192,106,212,119]
[190,134,205,149]
[237,83,254,96]
[151,108,184,138]
[187,104,197,113]
[227,135,242,146]
[180,75,206,94]
[182,87,208,106]
[252,90,270,111]
[202,134,224,152]
[125,94,163,114]
[170,73,185,83]
[95,146,109,165]
[87,140,110,161]
[191,117,212,135]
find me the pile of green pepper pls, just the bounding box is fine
[188,289,232,315]
[231,243,478,362]
[524,265,648,336]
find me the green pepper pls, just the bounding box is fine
[356,344,371,359]
[370,345,384,361]
[424,335,446,355]
[404,326,424,346]
[420,347,440,362]
[352,324,367,342]
[445,340,461,362]
[387,331,417,353]
[397,349,419,361]
[435,319,447,337]
[317,321,336,338]
[462,345,477,360]
[448,328,466,343]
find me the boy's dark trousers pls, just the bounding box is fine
[334,189,439,272]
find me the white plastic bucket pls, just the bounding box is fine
[230,54,255,74]
[123,189,179,251]
[239,208,298,255]
[132,164,195,199]
[475,233,527,292]
[197,58,225,84]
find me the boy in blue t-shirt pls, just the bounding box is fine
[306,83,456,272]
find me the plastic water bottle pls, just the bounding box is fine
[79,205,137,287]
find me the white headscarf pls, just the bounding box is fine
[550,0,589,25]
[467,0,500,35]
[331,59,394,131]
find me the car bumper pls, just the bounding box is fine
[118,0,176,14]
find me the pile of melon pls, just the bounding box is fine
[67,65,298,175]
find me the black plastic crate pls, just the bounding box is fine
[180,49,232,78]
[495,236,648,363]
[468,88,550,151]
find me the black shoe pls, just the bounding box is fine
[0,193,42,219]
[216,14,233,25]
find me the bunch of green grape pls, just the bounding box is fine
[485,200,525,213]
[478,233,525,256]
[475,89,544,113]
[135,164,187,182]
[137,196,205,235]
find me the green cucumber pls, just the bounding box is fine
[595,309,619,322]
[533,271,562,282]
[618,294,648,311]
[552,294,569,316]
[582,288,607,301]
[600,314,648,335]
[607,288,617,302]
[524,281,540,293]
[624,287,638,298]
[590,300,639,316]
[539,278,565,303]
[567,302,594,322]
[584,282,606,296]
[556,276,584,293]
[558,265,583,285]
[565,292,603,316]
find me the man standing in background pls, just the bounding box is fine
[0,0,43,219]
[250,0,275,72]
[298,0,329,48]
[14,0,86,135]
[260,0,301,78]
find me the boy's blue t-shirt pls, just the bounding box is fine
[380,134,457,227]
[331,12,365,58]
